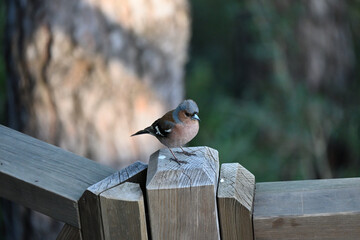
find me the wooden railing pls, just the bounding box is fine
[0,124,359,240]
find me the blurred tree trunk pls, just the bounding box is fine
[297,0,354,94]
[4,0,190,239]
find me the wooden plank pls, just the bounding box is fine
[79,161,147,240]
[146,147,220,240]
[253,178,360,240]
[100,182,148,240]
[217,163,255,240]
[0,125,115,227]
[56,224,82,240]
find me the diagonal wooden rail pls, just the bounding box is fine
[0,125,116,227]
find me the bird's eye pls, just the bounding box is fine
[185,112,191,117]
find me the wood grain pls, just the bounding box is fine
[100,182,148,240]
[79,161,147,240]
[217,163,255,240]
[56,224,82,240]
[146,146,220,240]
[253,178,360,239]
[0,125,115,227]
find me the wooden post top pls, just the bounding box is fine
[87,161,147,195]
[146,146,219,189]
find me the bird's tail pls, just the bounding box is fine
[131,127,152,137]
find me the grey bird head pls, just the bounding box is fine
[173,99,200,123]
[178,99,199,114]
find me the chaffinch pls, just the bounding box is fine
[131,99,200,164]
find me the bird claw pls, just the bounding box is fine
[170,158,188,165]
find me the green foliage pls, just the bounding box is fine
[187,0,360,181]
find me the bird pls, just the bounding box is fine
[131,99,200,164]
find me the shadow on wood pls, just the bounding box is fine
[56,224,82,240]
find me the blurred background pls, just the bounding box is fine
[1,0,360,239]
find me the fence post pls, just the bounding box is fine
[217,163,255,240]
[146,147,220,240]
[79,161,147,240]
[100,182,148,240]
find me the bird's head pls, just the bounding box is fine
[174,99,200,123]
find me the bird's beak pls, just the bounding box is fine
[192,114,200,121]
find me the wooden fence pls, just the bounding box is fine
[0,124,359,240]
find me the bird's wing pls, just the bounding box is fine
[151,111,175,137]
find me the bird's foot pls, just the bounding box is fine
[170,158,188,165]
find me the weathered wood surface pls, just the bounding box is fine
[146,147,220,240]
[253,178,360,240]
[0,125,115,227]
[56,224,82,240]
[79,161,147,240]
[100,182,148,240]
[217,163,255,240]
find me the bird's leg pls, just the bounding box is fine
[168,148,188,165]
[176,146,197,156]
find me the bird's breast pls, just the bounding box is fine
[159,121,199,148]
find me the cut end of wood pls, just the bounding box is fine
[146,146,219,189]
[87,161,147,195]
[100,182,143,202]
[218,163,255,211]
[217,163,256,240]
